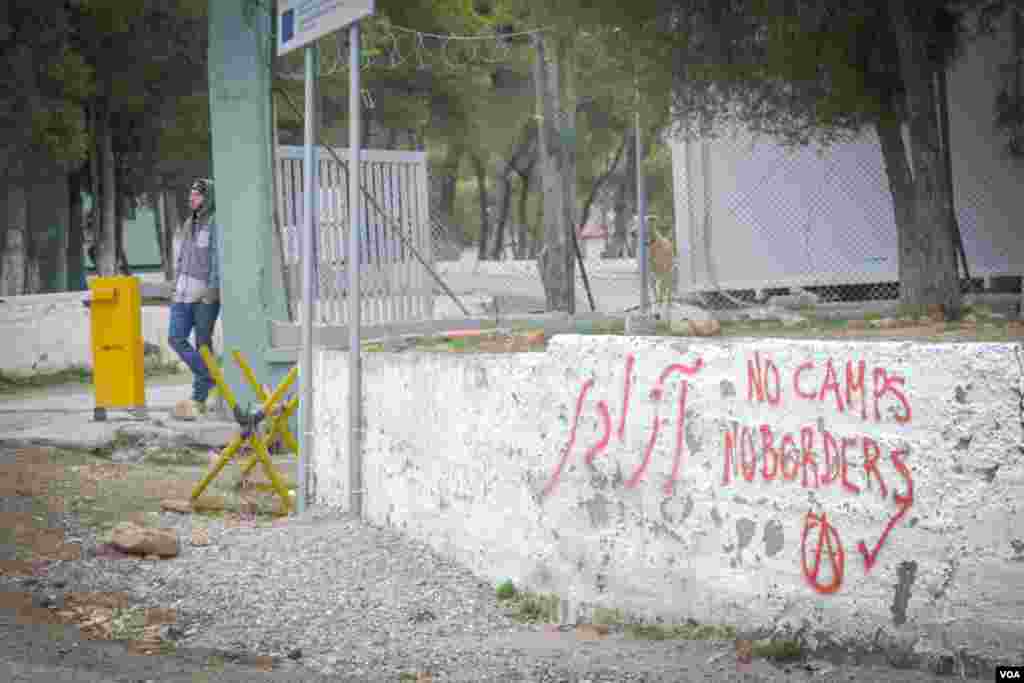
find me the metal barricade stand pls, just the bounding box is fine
[190,346,299,514]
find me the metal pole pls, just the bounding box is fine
[298,45,318,515]
[636,109,649,314]
[348,22,363,517]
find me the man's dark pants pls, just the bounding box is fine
[168,301,221,403]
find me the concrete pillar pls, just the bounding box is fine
[207,1,290,409]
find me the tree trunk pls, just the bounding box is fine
[67,169,86,291]
[889,1,961,317]
[163,188,181,281]
[532,32,574,312]
[488,165,512,260]
[115,189,130,275]
[95,109,119,277]
[472,154,491,261]
[579,135,628,242]
[153,190,165,273]
[516,167,533,260]
[1,182,28,295]
[560,37,578,312]
[27,173,63,293]
[604,135,634,258]
[489,129,535,260]
[428,145,462,249]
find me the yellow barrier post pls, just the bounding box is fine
[88,276,146,421]
[189,346,298,514]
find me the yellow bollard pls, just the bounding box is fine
[88,276,145,421]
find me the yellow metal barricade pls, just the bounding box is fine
[190,347,298,514]
[88,276,145,421]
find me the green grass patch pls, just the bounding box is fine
[752,639,804,662]
[498,589,560,624]
[0,365,92,393]
[625,621,737,641]
[110,606,148,641]
[34,448,293,539]
[0,360,186,396]
[591,607,628,626]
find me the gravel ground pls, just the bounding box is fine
[0,444,977,682]
[0,502,968,683]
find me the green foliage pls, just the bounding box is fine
[495,579,517,601]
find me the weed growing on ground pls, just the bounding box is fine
[591,607,628,626]
[110,606,147,641]
[752,639,804,662]
[625,621,736,641]
[495,579,517,602]
[495,585,559,623]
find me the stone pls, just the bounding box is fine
[688,318,722,337]
[172,399,204,421]
[190,528,211,547]
[524,330,546,345]
[925,304,945,322]
[575,624,609,640]
[160,499,192,514]
[191,495,227,512]
[145,608,176,625]
[735,638,754,664]
[110,522,179,558]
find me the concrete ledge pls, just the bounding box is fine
[268,313,626,350]
[0,416,240,453]
[311,334,1024,671]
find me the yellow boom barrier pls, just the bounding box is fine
[190,346,299,514]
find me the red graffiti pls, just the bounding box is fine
[722,422,910,500]
[542,378,595,498]
[543,353,704,498]
[801,511,845,594]
[747,352,912,426]
[723,419,915,589]
[617,354,635,442]
[747,352,782,406]
[584,401,612,465]
[857,449,914,571]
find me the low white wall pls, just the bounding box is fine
[314,335,1024,666]
[1,291,223,374]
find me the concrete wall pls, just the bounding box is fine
[313,335,1024,666]
[1,292,222,374]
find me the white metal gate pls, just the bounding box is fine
[276,146,434,325]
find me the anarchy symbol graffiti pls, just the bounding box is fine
[801,510,845,594]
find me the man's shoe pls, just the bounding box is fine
[172,399,205,421]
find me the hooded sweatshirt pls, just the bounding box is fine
[172,199,220,304]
